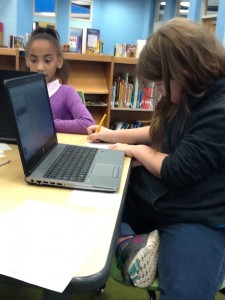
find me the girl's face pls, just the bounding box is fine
[154,80,183,104]
[26,39,63,83]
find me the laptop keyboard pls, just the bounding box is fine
[44,145,98,182]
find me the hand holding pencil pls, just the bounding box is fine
[87,114,109,143]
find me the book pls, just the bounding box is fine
[114,44,126,57]
[110,120,143,130]
[136,40,146,58]
[114,44,137,58]
[8,35,24,49]
[126,44,136,58]
[83,28,100,55]
[69,27,82,53]
[0,22,3,46]
[111,73,137,109]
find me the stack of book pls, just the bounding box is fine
[110,120,143,130]
[111,73,156,110]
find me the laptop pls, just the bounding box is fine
[4,73,125,192]
[0,69,36,144]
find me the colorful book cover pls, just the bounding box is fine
[8,35,24,49]
[114,44,126,57]
[126,44,136,58]
[69,27,83,53]
[85,28,100,55]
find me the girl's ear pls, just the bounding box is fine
[57,57,63,69]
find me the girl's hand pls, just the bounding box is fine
[87,125,113,143]
[109,143,135,158]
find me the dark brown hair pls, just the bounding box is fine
[26,27,69,83]
[137,18,225,150]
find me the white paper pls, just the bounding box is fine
[0,200,95,292]
[85,142,109,149]
[67,189,122,210]
[0,143,12,152]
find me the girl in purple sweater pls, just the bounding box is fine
[25,27,95,134]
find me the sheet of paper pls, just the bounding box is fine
[0,143,12,152]
[67,189,122,210]
[85,142,109,149]
[0,200,98,292]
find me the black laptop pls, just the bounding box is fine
[4,73,125,192]
[0,69,36,143]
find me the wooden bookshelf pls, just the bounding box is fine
[63,53,112,126]
[0,48,19,70]
[0,50,152,128]
[110,56,153,128]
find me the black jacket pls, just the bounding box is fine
[128,78,225,229]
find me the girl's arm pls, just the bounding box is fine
[53,87,95,134]
[109,143,168,178]
[87,125,151,145]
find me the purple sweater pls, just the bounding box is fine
[50,85,95,134]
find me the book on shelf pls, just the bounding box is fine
[126,44,136,58]
[8,35,24,49]
[114,43,137,58]
[111,75,157,110]
[82,28,100,55]
[85,100,107,106]
[110,120,143,130]
[69,27,82,53]
[136,40,146,58]
[0,22,3,46]
[114,43,126,57]
[111,73,136,109]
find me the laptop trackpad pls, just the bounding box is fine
[92,163,119,178]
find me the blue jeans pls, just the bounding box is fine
[119,222,225,300]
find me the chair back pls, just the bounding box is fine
[77,91,86,105]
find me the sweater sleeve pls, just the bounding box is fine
[52,86,96,134]
[161,98,225,189]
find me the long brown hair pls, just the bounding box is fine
[137,18,225,151]
[26,27,69,83]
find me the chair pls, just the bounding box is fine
[77,90,86,105]
[110,256,225,300]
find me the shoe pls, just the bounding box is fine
[116,230,160,288]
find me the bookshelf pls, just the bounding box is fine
[0,48,19,70]
[63,53,112,127]
[0,49,153,128]
[110,56,153,128]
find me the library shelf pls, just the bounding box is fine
[0,47,19,70]
[63,53,112,126]
[110,56,153,128]
[0,50,152,128]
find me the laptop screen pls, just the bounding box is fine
[0,70,36,143]
[4,73,57,175]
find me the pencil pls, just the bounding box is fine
[96,114,107,133]
[0,159,10,167]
